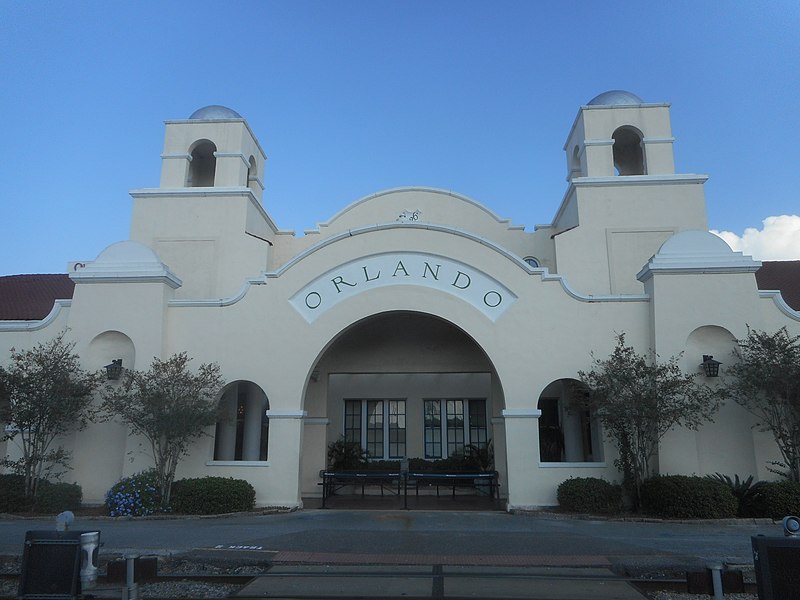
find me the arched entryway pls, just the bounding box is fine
[300,311,507,504]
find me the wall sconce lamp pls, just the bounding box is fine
[700,355,721,378]
[105,359,123,381]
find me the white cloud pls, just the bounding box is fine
[711,215,800,261]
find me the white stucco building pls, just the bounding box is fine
[2,91,799,509]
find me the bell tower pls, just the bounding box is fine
[129,105,275,299]
[159,104,266,199]
[551,91,709,295]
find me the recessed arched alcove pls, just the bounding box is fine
[537,378,602,463]
[213,381,269,462]
[300,311,507,497]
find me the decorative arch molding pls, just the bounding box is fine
[166,222,649,310]
[290,252,518,323]
[759,290,800,321]
[316,186,523,231]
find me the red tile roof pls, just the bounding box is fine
[756,261,800,311]
[0,274,75,320]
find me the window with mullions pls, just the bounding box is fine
[424,399,487,459]
[343,399,406,459]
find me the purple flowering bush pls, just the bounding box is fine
[105,470,162,516]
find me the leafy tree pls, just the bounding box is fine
[102,352,224,508]
[579,334,721,508]
[723,327,800,482]
[0,332,100,498]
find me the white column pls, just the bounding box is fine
[215,387,238,461]
[242,384,264,461]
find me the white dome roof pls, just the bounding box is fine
[637,230,760,282]
[587,90,644,106]
[94,241,162,265]
[657,230,734,256]
[189,105,243,120]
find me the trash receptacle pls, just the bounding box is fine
[18,530,100,599]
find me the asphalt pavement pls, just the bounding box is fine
[0,508,777,576]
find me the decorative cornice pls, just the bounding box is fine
[161,153,191,161]
[266,410,307,419]
[213,152,250,168]
[169,277,267,307]
[501,409,542,418]
[642,137,675,144]
[71,264,182,289]
[582,139,614,147]
[571,174,708,187]
[637,254,761,282]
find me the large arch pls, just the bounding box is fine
[299,310,508,498]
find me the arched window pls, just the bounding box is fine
[187,140,217,187]
[524,257,540,268]
[538,379,601,462]
[213,381,269,461]
[612,126,645,175]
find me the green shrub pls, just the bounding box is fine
[327,438,367,470]
[0,474,30,512]
[557,477,624,514]
[705,473,765,517]
[170,477,255,514]
[0,475,82,513]
[34,481,82,513]
[641,475,737,519]
[748,480,800,520]
[105,470,161,517]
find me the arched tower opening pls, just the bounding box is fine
[612,126,645,175]
[247,155,258,192]
[187,140,217,187]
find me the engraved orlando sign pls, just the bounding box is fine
[290,252,516,322]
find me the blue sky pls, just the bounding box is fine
[2,1,799,276]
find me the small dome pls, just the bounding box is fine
[94,241,164,265]
[657,230,734,256]
[587,90,644,106]
[189,105,242,120]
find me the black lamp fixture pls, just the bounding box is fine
[700,355,721,378]
[105,359,123,381]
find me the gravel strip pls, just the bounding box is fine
[646,594,756,600]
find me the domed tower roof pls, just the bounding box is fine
[587,90,644,106]
[188,105,243,120]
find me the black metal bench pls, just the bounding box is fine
[319,469,499,508]
[319,470,402,508]
[408,471,499,499]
